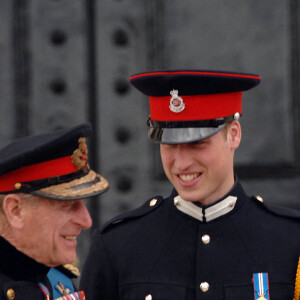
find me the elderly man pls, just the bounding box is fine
[0,123,108,300]
[80,70,300,299]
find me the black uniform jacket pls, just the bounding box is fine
[0,237,78,300]
[80,181,300,299]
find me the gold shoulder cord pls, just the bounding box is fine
[294,256,300,300]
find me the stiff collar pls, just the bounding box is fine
[173,180,246,222]
[0,236,50,281]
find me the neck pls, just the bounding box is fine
[199,175,235,206]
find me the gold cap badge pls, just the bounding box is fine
[71,138,88,169]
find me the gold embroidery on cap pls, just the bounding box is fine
[37,171,109,198]
[72,137,88,169]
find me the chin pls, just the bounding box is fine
[178,193,200,203]
[177,189,200,201]
[58,253,77,266]
[183,197,200,203]
[63,256,76,265]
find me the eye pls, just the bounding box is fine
[60,199,85,211]
[192,140,206,146]
[59,200,76,210]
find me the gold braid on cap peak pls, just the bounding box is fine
[294,256,300,300]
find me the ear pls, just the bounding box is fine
[227,120,242,150]
[3,194,26,229]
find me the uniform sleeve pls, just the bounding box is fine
[79,230,118,300]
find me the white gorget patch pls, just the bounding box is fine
[174,195,237,222]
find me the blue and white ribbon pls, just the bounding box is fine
[253,272,270,300]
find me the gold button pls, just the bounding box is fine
[200,282,209,292]
[256,195,263,202]
[149,198,157,207]
[14,183,22,190]
[145,294,152,300]
[202,234,210,244]
[7,289,15,300]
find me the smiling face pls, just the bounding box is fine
[160,121,241,205]
[17,196,92,267]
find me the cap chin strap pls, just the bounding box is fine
[147,115,237,129]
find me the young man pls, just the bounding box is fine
[0,123,109,300]
[80,70,300,299]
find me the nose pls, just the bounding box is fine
[173,144,193,170]
[75,201,93,229]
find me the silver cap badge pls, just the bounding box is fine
[169,89,185,113]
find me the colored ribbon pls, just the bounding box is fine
[55,291,86,300]
[38,283,50,300]
[253,272,270,300]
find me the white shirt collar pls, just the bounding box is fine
[174,195,237,222]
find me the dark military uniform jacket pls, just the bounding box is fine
[0,237,79,300]
[80,180,300,299]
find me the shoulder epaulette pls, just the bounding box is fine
[100,196,164,233]
[252,195,300,220]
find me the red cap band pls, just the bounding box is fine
[149,91,242,121]
[0,156,79,192]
